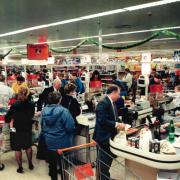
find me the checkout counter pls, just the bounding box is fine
[110,139,180,180]
[75,91,180,179]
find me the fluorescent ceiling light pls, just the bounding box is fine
[125,0,180,11]
[102,26,180,37]
[0,0,179,38]
[0,26,179,50]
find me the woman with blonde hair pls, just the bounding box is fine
[5,87,35,173]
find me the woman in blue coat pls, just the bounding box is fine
[41,91,75,180]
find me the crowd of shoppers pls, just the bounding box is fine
[0,65,179,180]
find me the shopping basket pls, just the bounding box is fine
[57,141,141,180]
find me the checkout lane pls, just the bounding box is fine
[75,89,180,180]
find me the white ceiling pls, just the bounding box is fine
[0,0,180,54]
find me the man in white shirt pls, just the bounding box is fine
[0,74,13,108]
[123,68,133,90]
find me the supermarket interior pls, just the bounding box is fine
[0,0,180,180]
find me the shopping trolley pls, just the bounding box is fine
[57,141,141,180]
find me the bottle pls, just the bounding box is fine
[154,119,161,140]
[168,120,175,142]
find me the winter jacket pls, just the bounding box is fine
[41,104,75,151]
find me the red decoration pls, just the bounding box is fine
[116,49,121,52]
[73,49,77,54]
[27,44,49,60]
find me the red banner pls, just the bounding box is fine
[27,44,49,60]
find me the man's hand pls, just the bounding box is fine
[116,123,125,131]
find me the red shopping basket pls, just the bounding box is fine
[74,163,94,180]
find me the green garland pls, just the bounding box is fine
[50,39,88,53]
[49,30,180,52]
[0,30,179,58]
[89,30,180,50]
[0,49,13,59]
[13,48,27,56]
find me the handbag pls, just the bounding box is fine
[36,133,48,160]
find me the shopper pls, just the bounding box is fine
[71,73,85,94]
[61,83,81,133]
[41,91,75,180]
[12,76,29,94]
[149,73,162,85]
[90,70,101,81]
[37,78,64,111]
[112,75,128,96]
[93,85,125,180]
[0,74,13,107]
[122,68,133,90]
[5,87,35,173]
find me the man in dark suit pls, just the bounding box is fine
[93,85,125,180]
[37,79,64,112]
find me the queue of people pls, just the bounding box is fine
[0,67,179,180]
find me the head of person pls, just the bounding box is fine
[57,73,64,80]
[53,78,61,91]
[91,70,100,81]
[175,85,180,93]
[48,91,62,105]
[64,83,77,97]
[17,87,28,102]
[0,74,5,83]
[106,85,120,102]
[125,68,130,75]
[151,68,156,77]
[16,76,25,85]
[72,73,78,80]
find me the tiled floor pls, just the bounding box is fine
[1,147,54,180]
[1,147,128,180]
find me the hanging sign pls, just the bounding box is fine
[27,44,49,60]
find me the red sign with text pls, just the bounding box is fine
[27,44,49,60]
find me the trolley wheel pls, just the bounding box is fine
[0,164,5,171]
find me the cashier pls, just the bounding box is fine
[93,85,125,180]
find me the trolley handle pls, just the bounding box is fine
[57,141,97,155]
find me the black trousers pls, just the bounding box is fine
[98,144,116,180]
[47,150,63,180]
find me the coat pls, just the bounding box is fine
[41,104,75,151]
[5,100,35,132]
[37,86,64,111]
[61,95,81,125]
[93,96,117,146]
